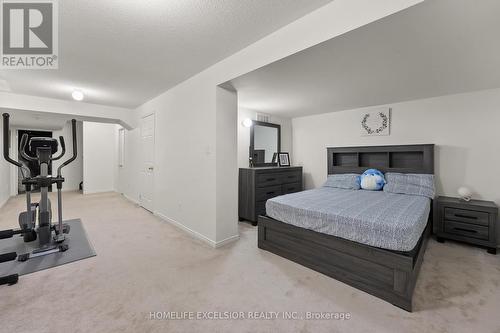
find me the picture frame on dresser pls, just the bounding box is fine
[278,153,290,167]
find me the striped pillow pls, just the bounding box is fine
[323,174,361,190]
[383,173,435,199]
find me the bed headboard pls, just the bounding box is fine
[327,144,434,175]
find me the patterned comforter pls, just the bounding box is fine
[266,187,430,251]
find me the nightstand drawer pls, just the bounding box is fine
[444,220,489,240]
[444,207,489,226]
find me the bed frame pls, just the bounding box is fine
[258,144,434,312]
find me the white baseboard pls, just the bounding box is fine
[83,189,116,195]
[154,212,239,248]
[122,193,139,205]
[214,234,240,248]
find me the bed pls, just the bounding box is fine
[258,144,434,312]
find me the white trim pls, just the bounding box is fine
[120,194,240,248]
[154,211,239,248]
[83,190,116,195]
[214,234,240,248]
[122,193,139,205]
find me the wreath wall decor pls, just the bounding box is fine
[360,108,391,136]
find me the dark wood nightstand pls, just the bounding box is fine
[434,196,498,254]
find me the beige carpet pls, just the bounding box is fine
[0,192,499,333]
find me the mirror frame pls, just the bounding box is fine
[249,121,281,167]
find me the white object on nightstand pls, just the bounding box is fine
[457,186,472,201]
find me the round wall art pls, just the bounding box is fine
[360,108,391,136]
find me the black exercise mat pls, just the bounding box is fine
[0,219,96,276]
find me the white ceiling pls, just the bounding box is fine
[0,0,333,108]
[231,0,500,118]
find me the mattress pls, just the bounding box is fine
[265,187,430,251]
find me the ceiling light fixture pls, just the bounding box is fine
[72,90,84,101]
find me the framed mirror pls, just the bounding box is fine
[249,121,281,167]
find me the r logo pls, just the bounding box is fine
[2,2,53,54]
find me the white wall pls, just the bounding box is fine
[118,0,422,245]
[216,87,239,244]
[0,122,10,208]
[292,88,500,209]
[238,107,293,168]
[83,122,118,194]
[52,121,84,191]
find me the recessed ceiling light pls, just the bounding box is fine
[72,90,84,101]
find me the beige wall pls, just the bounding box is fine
[292,88,500,208]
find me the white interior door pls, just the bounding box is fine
[140,114,155,212]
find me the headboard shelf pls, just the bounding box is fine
[328,144,434,175]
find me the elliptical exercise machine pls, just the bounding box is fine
[0,113,78,286]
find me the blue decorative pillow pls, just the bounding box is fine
[323,174,361,190]
[384,173,435,199]
[360,169,386,191]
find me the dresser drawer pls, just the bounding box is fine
[280,172,301,184]
[282,182,301,194]
[444,207,489,226]
[256,173,282,187]
[444,220,489,240]
[255,185,282,202]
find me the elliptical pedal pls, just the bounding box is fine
[0,274,19,286]
[17,244,69,262]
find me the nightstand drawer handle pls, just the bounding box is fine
[266,178,276,182]
[454,214,478,220]
[266,191,275,195]
[454,227,477,234]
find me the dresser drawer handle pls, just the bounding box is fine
[454,214,478,220]
[266,178,276,182]
[454,227,477,234]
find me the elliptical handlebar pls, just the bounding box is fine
[2,113,23,168]
[57,119,77,177]
[19,133,37,162]
[52,136,66,161]
[3,113,77,178]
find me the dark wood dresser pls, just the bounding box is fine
[239,166,303,225]
[434,196,498,254]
